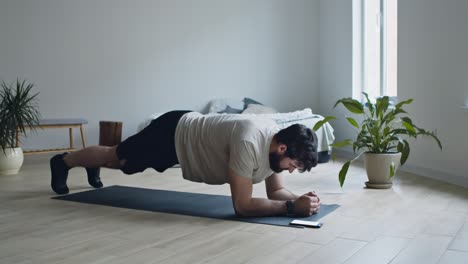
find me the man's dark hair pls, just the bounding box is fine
[274,124,318,172]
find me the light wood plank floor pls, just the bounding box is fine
[0,154,467,264]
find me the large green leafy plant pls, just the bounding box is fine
[0,79,41,152]
[325,92,442,187]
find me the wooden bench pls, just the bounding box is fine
[16,118,88,154]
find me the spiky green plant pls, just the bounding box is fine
[0,79,41,152]
[330,92,442,187]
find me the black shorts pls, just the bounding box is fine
[116,110,191,175]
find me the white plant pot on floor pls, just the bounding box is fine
[364,152,401,189]
[0,147,24,175]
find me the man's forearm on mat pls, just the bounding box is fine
[267,188,299,201]
[233,197,288,217]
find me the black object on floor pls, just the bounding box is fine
[52,185,340,228]
[50,153,70,195]
[86,167,103,188]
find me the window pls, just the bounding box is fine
[353,0,398,102]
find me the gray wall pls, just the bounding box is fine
[0,0,320,148]
[319,0,468,187]
[398,0,468,186]
[318,0,353,140]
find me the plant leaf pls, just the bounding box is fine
[395,98,414,109]
[415,127,443,150]
[339,161,351,188]
[375,96,390,119]
[330,139,353,148]
[313,116,336,131]
[389,162,395,178]
[401,117,417,135]
[334,98,364,114]
[393,108,407,115]
[362,92,375,116]
[338,152,364,187]
[397,140,410,165]
[383,126,390,137]
[346,117,359,129]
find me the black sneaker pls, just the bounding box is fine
[50,153,70,195]
[86,167,103,188]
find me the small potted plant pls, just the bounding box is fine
[328,92,442,188]
[0,79,41,174]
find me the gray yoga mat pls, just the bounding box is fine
[53,185,339,228]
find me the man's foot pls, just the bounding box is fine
[86,167,103,188]
[50,153,70,195]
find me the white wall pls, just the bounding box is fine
[0,0,320,148]
[398,0,468,186]
[319,0,468,187]
[318,0,353,142]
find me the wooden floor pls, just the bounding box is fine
[0,154,467,264]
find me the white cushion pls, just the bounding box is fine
[241,104,278,114]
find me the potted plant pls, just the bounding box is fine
[0,79,41,174]
[328,92,442,188]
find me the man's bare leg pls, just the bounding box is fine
[50,145,125,195]
[63,145,124,169]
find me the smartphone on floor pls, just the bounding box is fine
[290,219,323,228]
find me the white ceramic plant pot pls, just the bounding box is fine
[0,147,24,175]
[364,152,401,189]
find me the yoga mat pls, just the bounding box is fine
[53,185,339,228]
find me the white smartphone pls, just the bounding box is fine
[290,219,323,228]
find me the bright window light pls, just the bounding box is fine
[353,0,398,102]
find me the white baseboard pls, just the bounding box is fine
[333,149,468,189]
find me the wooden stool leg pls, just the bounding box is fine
[80,125,86,148]
[69,128,74,149]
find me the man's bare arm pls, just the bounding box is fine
[228,168,288,217]
[265,173,299,201]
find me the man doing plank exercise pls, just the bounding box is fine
[50,111,321,217]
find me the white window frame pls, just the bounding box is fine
[353,0,398,102]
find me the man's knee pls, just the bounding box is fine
[120,162,147,175]
[104,146,123,169]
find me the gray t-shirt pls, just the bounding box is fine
[175,112,278,185]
